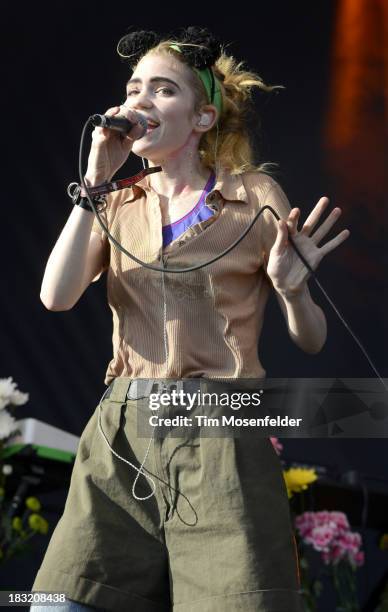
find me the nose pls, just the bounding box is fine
[132,89,153,112]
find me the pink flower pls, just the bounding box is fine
[295,512,316,537]
[337,532,361,554]
[306,525,337,552]
[270,437,283,455]
[329,511,350,531]
[328,545,347,565]
[351,551,365,567]
[294,511,364,568]
[315,511,332,524]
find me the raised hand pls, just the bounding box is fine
[266,197,350,297]
[84,105,144,186]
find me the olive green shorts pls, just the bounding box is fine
[32,377,303,611]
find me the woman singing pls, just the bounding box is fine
[31,27,349,612]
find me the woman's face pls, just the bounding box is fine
[122,53,200,162]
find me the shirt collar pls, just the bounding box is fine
[132,166,249,205]
[210,167,249,204]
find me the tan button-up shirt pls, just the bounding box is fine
[91,169,291,385]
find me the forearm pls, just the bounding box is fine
[276,284,327,354]
[40,206,95,310]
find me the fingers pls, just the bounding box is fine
[311,207,342,245]
[286,208,300,236]
[105,106,122,117]
[272,218,289,254]
[119,106,147,141]
[273,208,300,254]
[92,106,121,140]
[300,197,330,236]
[319,229,350,256]
[118,105,141,121]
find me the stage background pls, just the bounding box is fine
[1,1,387,609]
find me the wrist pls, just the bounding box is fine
[274,282,309,303]
[84,173,111,187]
[67,181,107,214]
[74,198,94,213]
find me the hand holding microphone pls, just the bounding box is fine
[85,106,147,186]
[91,112,148,136]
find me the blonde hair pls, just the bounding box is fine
[140,40,283,175]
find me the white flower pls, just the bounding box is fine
[0,377,29,410]
[0,410,18,440]
[2,464,13,475]
[0,377,17,403]
[10,390,29,406]
[0,398,9,410]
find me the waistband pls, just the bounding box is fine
[104,377,265,403]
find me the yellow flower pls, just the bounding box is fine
[12,516,23,532]
[28,513,49,534]
[28,513,42,531]
[379,534,388,550]
[26,496,41,512]
[283,467,318,498]
[39,517,49,535]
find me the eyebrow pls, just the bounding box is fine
[126,77,181,90]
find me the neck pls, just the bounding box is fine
[146,134,211,199]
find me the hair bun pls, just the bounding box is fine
[117,30,162,65]
[116,27,222,70]
[177,26,222,69]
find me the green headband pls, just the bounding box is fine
[169,44,223,117]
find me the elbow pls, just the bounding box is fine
[302,339,326,355]
[299,330,327,355]
[40,293,73,311]
[40,279,79,311]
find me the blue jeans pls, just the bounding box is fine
[30,600,97,612]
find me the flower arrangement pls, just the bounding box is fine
[0,377,49,562]
[295,511,364,611]
[295,511,364,568]
[269,437,365,611]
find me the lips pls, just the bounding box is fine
[144,118,160,129]
[145,122,160,136]
[136,116,160,138]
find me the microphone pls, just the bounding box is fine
[90,112,148,138]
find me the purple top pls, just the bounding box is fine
[162,172,216,247]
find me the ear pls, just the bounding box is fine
[193,104,218,133]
